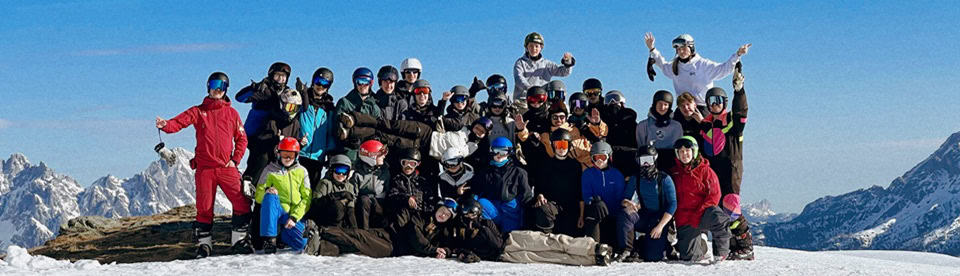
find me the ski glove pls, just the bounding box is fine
[329,191,356,202]
[468,76,486,98]
[646,58,657,81]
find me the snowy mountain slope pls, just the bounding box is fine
[0,149,230,252]
[0,158,83,252]
[3,245,960,276]
[762,131,960,256]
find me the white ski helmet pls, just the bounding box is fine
[400,58,422,71]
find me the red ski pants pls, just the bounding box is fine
[195,167,252,224]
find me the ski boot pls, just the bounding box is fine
[728,249,755,260]
[231,229,255,254]
[303,220,324,256]
[263,237,278,254]
[194,226,213,259]
[594,243,613,266]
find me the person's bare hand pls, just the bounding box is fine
[457,185,470,195]
[436,248,448,259]
[514,114,527,131]
[692,111,704,122]
[563,52,573,60]
[589,108,601,124]
[226,161,236,168]
[442,91,453,101]
[408,196,419,209]
[650,224,665,239]
[644,32,656,50]
[534,194,547,207]
[285,219,296,229]
[155,117,167,129]
[267,187,278,194]
[737,43,752,56]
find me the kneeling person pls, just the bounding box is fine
[256,137,312,253]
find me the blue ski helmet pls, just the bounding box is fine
[491,136,513,149]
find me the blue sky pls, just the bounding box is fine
[2,1,958,212]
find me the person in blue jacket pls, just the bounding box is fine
[616,145,677,262]
[580,141,625,246]
[298,67,337,189]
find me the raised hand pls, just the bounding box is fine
[737,43,752,57]
[514,114,527,131]
[644,32,656,50]
[589,108,601,124]
[563,52,573,60]
[442,91,453,101]
[155,117,167,129]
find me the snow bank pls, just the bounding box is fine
[2,245,958,275]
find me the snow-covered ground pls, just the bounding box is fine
[2,246,959,276]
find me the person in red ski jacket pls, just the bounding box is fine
[668,136,731,263]
[155,72,253,258]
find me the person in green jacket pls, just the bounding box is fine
[306,154,359,228]
[256,137,312,253]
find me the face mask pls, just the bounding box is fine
[490,158,509,168]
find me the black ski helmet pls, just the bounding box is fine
[569,92,588,109]
[458,196,483,218]
[549,128,572,142]
[653,90,674,107]
[207,72,229,90]
[527,86,547,96]
[471,117,494,132]
[486,74,507,87]
[377,65,399,82]
[486,74,508,96]
[268,62,291,78]
[311,67,334,88]
[582,78,602,92]
[400,147,421,162]
[604,90,626,106]
[705,87,728,110]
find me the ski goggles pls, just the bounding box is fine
[313,76,331,87]
[207,79,228,91]
[401,159,420,169]
[549,90,565,101]
[551,140,569,150]
[526,94,547,104]
[491,148,511,156]
[724,208,741,220]
[451,94,468,103]
[414,87,431,95]
[571,99,588,109]
[707,95,725,106]
[673,138,697,150]
[551,114,567,121]
[489,97,507,108]
[591,154,609,162]
[672,38,692,49]
[355,76,373,85]
[402,69,420,75]
[636,155,656,167]
[487,83,506,94]
[442,198,458,210]
[584,88,602,97]
[332,165,351,175]
[442,157,464,168]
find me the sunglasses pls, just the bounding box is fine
[313,76,331,87]
[451,94,468,103]
[442,157,464,168]
[490,98,506,108]
[552,140,569,150]
[636,155,656,167]
[355,77,372,85]
[707,95,725,106]
[551,114,567,121]
[332,165,350,175]
[208,79,228,92]
[591,154,609,162]
[526,94,547,104]
[584,88,602,96]
[402,70,420,75]
[414,87,431,95]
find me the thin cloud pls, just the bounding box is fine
[73,43,239,57]
[0,119,11,129]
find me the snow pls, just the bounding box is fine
[2,246,959,275]
[852,218,896,248]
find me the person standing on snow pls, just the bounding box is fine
[255,137,312,254]
[296,67,337,189]
[669,136,731,263]
[335,67,382,157]
[513,32,575,114]
[636,90,684,171]
[155,72,252,258]
[644,33,750,115]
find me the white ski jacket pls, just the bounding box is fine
[649,49,740,106]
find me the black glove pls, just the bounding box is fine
[646,58,657,81]
[296,77,307,93]
[562,56,576,67]
[468,76,486,98]
[713,119,726,128]
[588,196,609,219]
[458,250,481,263]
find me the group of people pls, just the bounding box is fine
[156,31,755,266]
